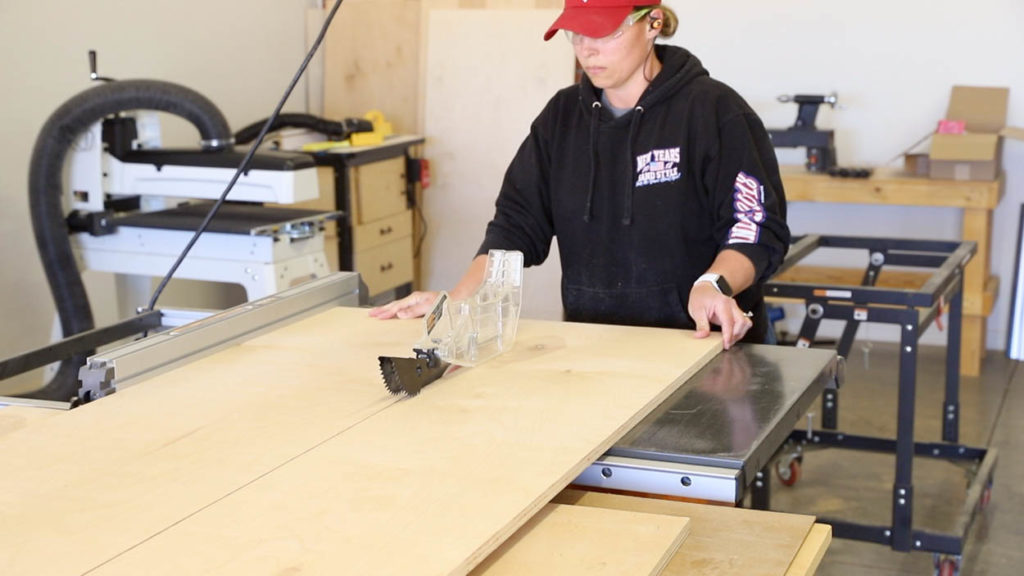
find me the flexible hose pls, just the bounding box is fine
[233,112,357,145]
[27,79,231,401]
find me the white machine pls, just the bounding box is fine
[66,113,338,301]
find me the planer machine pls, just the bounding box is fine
[65,93,338,301]
[5,53,357,403]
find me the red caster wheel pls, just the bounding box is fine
[776,458,801,487]
[933,555,960,576]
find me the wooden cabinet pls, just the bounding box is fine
[311,135,425,303]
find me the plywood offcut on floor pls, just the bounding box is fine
[472,503,691,576]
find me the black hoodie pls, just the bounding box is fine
[478,45,790,343]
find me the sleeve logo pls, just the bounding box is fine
[635,147,682,187]
[728,171,766,244]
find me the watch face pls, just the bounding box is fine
[716,275,733,297]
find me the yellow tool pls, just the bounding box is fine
[299,109,394,151]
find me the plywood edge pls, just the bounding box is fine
[784,524,831,576]
[471,503,690,575]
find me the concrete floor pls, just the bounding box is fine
[766,341,1022,575]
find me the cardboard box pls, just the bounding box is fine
[928,85,1024,181]
[904,152,930,176]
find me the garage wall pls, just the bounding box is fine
[665,0,1024,349]
[0,0,313,392]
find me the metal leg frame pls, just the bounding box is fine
[765,236,997,562]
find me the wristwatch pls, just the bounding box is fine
[693,273,733,297]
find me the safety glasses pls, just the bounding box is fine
[564,7,654,46]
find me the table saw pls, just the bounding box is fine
[0,272,835,575]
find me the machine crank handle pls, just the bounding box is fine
[88,50,115,83]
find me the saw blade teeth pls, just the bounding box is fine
[379,357,406,396]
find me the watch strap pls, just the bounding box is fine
[693,273,733,297]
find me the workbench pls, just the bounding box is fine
[781,166,1004,376]
[0,274,832,575]
[293,135,426,303]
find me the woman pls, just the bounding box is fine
[372,0,789,350]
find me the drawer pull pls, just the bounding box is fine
[380,262,394,273]
[379,226,393,236]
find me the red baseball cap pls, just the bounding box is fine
[544,0,661,41]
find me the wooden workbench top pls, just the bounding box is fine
[781,166,1003,209]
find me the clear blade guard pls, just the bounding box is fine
[418,249,523,367]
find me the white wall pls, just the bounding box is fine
[0,1,313,391]
[665,0,1024,349]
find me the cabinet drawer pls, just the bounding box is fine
[353,156,407,224]
[355,236,413,295]
[353,210,412,253]
[322,230,340,273]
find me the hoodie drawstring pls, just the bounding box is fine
[583,101,601,223]
[583,100,645,226]
[623,106,644,226]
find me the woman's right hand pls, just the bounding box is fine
[368,291,440,320]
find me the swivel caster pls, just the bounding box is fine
[775,456,802,487]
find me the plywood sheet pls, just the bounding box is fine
[471,504,691,576]
[0,405,60,439]
[323,0,422,132]
[321,0,562,132]
[553,489,819,576]
[0,307,418,575]
[84,312,721,575]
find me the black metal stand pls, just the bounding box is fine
[757,235,997,572]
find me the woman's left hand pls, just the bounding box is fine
[688,283,752,350]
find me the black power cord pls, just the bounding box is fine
[146,0,345,311]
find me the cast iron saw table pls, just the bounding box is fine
[574,344,843,507]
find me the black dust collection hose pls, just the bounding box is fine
[233,112,364,145]
[27,79,232,402]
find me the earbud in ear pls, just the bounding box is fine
[650,19,663,30]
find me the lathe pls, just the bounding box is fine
[0,272,838,574]
[767,93,839,173]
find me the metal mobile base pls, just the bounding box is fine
[757,235,997,575]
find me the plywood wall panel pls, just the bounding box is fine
[324,0,422,132]
[421,9,573,320]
